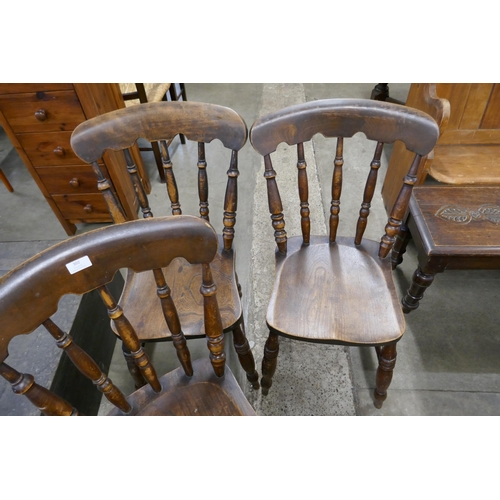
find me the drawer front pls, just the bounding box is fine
[0,90,86,133]
[52,193,112,221]
[17,131,86,166]
[0,84,74,94]
[36,165,107,194]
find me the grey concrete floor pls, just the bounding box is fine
[1,83,500,416]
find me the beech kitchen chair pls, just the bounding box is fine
[249,99,439,408]
[119,83,187,182]
[70,101,259,390]
[0,216,256,416]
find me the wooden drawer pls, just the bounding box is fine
[0,90,86,133]
[0,84,74,94]
[16,131,86,167]
[52,193,112,222]
[36,165,106,195]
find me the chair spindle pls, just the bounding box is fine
[222,150,239,251]
[330,137,344,243]
[124,149,153,218]
[264,154,287,254]
[355,142,384,245]
[200,263,225,377]
[42,318,131,413]
[152,268,193,376]
[161,140,182,215]
[379,153,423,258]
[0,362,78,416]
[97,285,162,393]
[297,143,310,245]
[198,143,210,221]
[91,161,127,223]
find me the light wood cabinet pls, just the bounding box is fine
[0,83,150,235]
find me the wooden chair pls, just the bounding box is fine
[119,83,187,183]
[70,101,259,391]
[0,216,256,416]
[249,99,439,408]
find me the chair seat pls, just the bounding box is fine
[267,236,405,345]
[107,357,256,416]
[115,235,242,341]
[119,83,172,105]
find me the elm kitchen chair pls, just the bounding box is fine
[249,99,439,408]
[0,216,256,416]
[70,101,259,391]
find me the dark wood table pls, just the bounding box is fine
[392,186,500,313]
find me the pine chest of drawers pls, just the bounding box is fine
[0,83,149,235]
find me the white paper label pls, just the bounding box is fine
[66,256,92,275]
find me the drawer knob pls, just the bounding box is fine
[83,204,93,213]
[34,109,47,121]
[69,178,80,188]
[53,146,65,157]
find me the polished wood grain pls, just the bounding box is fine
[0,216,256,416]
[70,101,259,389]
[267,236,405,344]
[250,99,439,408]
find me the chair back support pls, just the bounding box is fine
[0,216,223,416]
[70,101,248,251]
[249,99,439,257]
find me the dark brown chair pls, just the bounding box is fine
[0,216,256,416]
[249,99,439,408]
[119,83,187,183]
[70,101,259,391]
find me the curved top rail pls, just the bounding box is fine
[71,101,248,163]
[249,98,439,156]
[0,216,217,361]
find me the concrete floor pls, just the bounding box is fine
[1,83,500,416]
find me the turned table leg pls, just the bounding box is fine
[401,260,445,313]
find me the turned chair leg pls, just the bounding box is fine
[122,343,147,389]
[391,220,412,270]
[232,321,260,390]
[261,331,280,396]
[402,265,437,314]
[374,342,398,409]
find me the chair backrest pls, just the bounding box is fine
[249,98,440,258]
[70,101,248,251]
[0,215,223,416]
